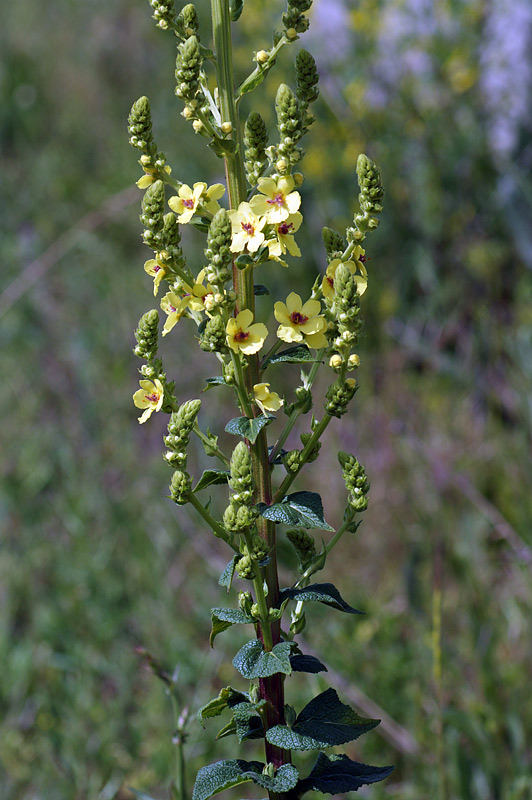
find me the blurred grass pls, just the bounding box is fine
[2,0,532,798]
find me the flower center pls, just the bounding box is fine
[267,192,285,207]
[278,222,294,235]
[145,392,160,402]
[234,329,250,341]
[327,276,334,288]
[241,221,255,235]
[182,198,195,209]
[290,311,308,326]
[153,264,162,273]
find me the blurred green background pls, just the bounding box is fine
[2,0,532,798]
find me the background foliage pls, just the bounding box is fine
[2,0,531,798]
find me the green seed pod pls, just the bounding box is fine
[325,377,358,418]
[128,96,157,156]
[286,527,316,564]
[295,49,319,105]
[244,111,269,186]
[204,209,232,286]
[199,314,227,353]
[176,3,200,39]
[134,309,159,360]
[175,35,203,104]
[141,180,165,248]
[149,0,175,30]
[322,226,345,261]
[170,470,191,504]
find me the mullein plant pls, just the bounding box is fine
[129,0,392,798]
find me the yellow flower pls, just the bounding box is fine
[168,182,206,223]
[226,310,268,354]
[228,203,267,253]
[274,292,328,349]
[136,164,172,189]
[253,382,284,414]
[144,257,167,296]
[133,379,164,424]
[250,176,301,223]
[267,212,302,258]
[160,292,189,336]
[185,269,215,313]
[168,182,226,223]
[321,250,368,300]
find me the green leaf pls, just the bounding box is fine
[251,764,299,792]
[257,491,334,531]
[210,607,254,646]
[230,0,244,22]
[262,344,315,368]
[233,640,292,679]
[235,253,255,269]
[225,414,275,444]
[203,376,227,392]
[266,688,379,751]
[192,760,263,800]
[218,556,241,591]
[254,284,270,295]
[194,470,230,492]
[232,701,266,742]
[297,753,393,795]
[290,654,328,673]
[197,686,249,724]
[279,582,364,614]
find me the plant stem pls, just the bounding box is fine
[193,423,230,467]
[187,491,238,551]
[211,0,289,775]
[273,413,333,503]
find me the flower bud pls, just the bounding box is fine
[221,121,232,134]
[170,470,191,504]
[329,354,342,370]
[256,49,269,63]
[134,309,159,360]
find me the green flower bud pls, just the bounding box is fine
[204,209,232,286]
[176,3,200,39]
[353,154,384,236]
[300,431,321,461]
[161,213,187,272]
[149,0,175,30]
[175,35,203,104]
[325,377,358,418]
[199,314,227,353]
[170,470,191,504]
[237,554,255,580]
[164,450,187,468]
[295,49,319,105]
[238,591,253,615]
[338,451,370,512]
[166,399,201,450]
[128,96,156,156]
[223,359,236,385]
[283,449,301,473]
[249,531,268,561]
[322,226,345,261]
[229,442,254,493]
[286,528,316,564]
[282,0,312,34]
[134,309,159,360]
[276,83,303,169]
[141,180,165,248]
[290,613,306,635]
[244,111,269,186]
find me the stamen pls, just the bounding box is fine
[267,192,285,207]
[242,221,255,235]
[182,198,195,209]
[290,311,308,325]
[278,222,294,235]
[234,329,250,341]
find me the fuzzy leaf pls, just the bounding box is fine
[232,701,266,742]
[297,753,394,794]
[197,687,249,724]
[266,688,379,751]
[203,376,227,392]
[194,470,230,492]
[290,654,328,674]
[218,556,241,591]
[262,344,315,368]
[257,492,334,531]
[225,415,275,444]
[210,607,254,646]
[280,583,363,614]
[250,764,299,792]
[254,284,270,295]
[192,760,263,800]
[233,640,292,679]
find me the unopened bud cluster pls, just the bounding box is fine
[283,430,321,473]
[176,3,199,39]
[149,0,175,31]
[175,35,204,115]
[141,180,166,249]
[338,451,370,512]
[166,400,201,502]
[134,309,159,361]
[349,154,384,239]
[327,263,364,377]
[325,377,358,418]
[244,112,269,186]
[295,49,319,130]
[275,83,304,173]
[282,0,313,34]
[322,226,346,264]
[223,442,258,535]
[199,314,228,353]
[286,528,316,566]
